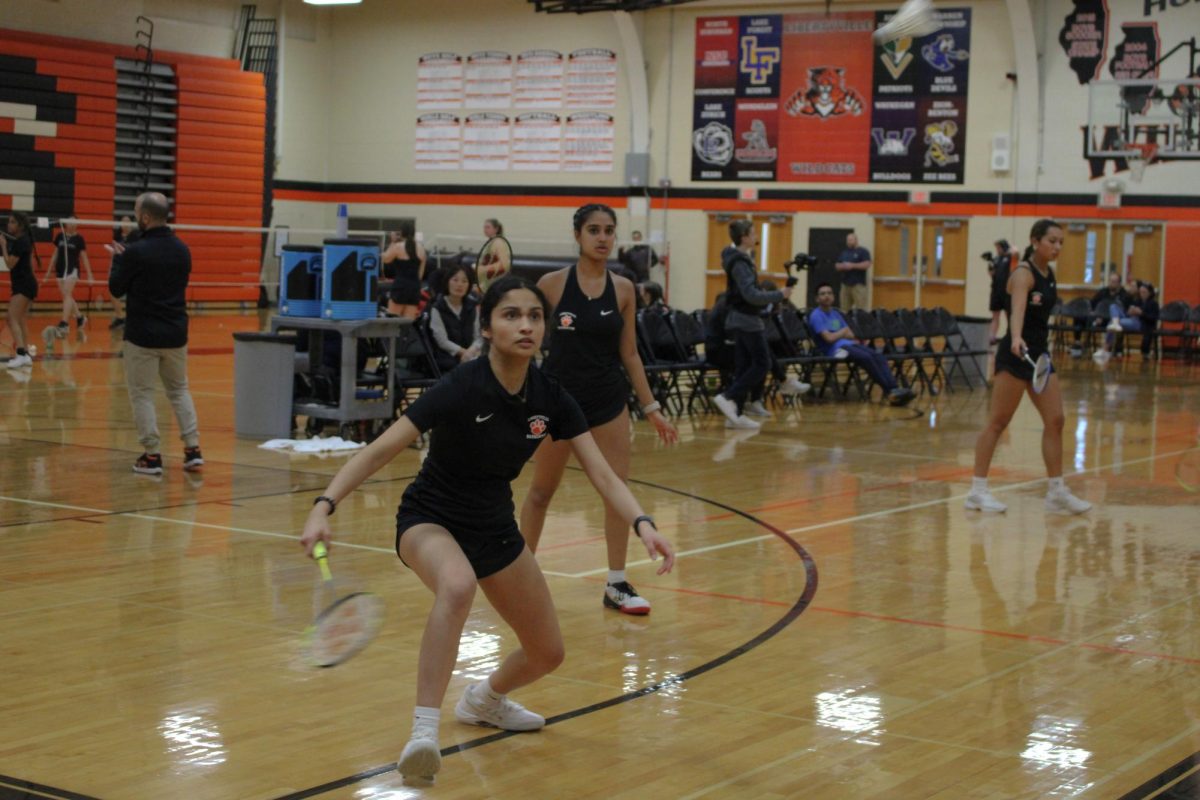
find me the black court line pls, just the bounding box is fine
[1117,751,1200,800]
[0,774,101,800]
[268,474,819,799]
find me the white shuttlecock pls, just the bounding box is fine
[874,0,940,44]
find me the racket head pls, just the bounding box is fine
[873,0,939,43]
[306,591,385,668]
[1031,353,1052,393]
[475,235,513,292]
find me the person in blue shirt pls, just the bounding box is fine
[835,232,871,311]
[808,282,914,406]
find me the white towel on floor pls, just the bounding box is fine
[259,436,364,453]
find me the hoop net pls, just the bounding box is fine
[873,0,939,43]
[1127,143,1157,183]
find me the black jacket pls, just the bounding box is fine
[109,226,191,349]
[722,246,781,316]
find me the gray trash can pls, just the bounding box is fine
[953,315,991,389]
[233,332,298,439]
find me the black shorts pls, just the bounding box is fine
[389,278,422,306]
[395,507,526,580]
[563,374,628,428]
[9,268,37,300]
[994,344,1054,383]
[988,289,1006,313]
[55,266,78,280]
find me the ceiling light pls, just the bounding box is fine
[303,0,362,5]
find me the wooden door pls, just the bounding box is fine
[704,213,793,307]
[1111,223,1163,288]
[872,217,918,310]
[1057,221,1110,302]
[918,218,968,314]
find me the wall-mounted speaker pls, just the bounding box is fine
[990,133,1011,173]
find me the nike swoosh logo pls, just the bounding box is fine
[600,309,615,316]
[475,414,494,423]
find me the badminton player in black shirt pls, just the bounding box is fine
[967,219,1091,516]
[520,203,678,616]
[300,275,674,785]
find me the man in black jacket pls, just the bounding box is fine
[108,192,203,475]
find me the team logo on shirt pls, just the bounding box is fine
[527,415,549,439]
[1031,291,1044,306]
[557,311,577,330]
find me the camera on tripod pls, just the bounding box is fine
[782,253,817,286]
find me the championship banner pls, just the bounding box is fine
[691,10,971,184]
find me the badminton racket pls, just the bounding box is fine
[1021,347,1053,394]
[304,541,384,668]
[475,235,512,293]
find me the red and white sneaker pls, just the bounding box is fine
[604,581,651,615]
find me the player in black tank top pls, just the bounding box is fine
[382,225,425,317]
[542,265,628,425]
[299,276,675,784]
[968,219,1092,516]
[2,211,38,368]
[521,204,679,616]
[46,220,94,333]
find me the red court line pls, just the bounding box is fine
[585,578,1200,666]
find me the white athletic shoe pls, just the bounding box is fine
[455,681,545,731]
[713,394,741,425]
[1045,488,1092,515]
[744,400,771,418]
[5,354,33,369]
[1106,319,1123,333]
[779,377,812,396]
[397,728,441,786]
[604,581,652,615]
[964,490,1007,513]
[728,415,761,430]
[1092,350,1111,365]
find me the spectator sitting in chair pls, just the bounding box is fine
[638,280,667,313]
[808,282,914,406]
[1093,280,1159,364]
[1069,270,1131,358]
[429,264,483,374]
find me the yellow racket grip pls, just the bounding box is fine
[313,540,333,581]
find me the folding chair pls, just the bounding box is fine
[934,307,988,389]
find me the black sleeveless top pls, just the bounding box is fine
[385,242,422,305]
[1001,261,1057,356]
[542,266,628,425]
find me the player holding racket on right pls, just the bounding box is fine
[966,219,1091,515]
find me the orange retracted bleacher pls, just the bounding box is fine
[1,26,267,305]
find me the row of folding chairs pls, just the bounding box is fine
[1050,298,1200,359]
[632,305,990,416]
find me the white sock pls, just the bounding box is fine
[1048,477,1065,493]
[413,706,440,733]
[971,477,988,494]
[478,676,504,704]
[607,569,626,586]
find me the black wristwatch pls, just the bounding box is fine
[632,515,656,538]
[313,495,337,515]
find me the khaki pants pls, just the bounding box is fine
[123,341,200,453]
[840,283,869,312]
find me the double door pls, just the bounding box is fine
[872,217,968,313]
[704,214,794,307]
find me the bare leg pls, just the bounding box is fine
[973,370,1026,478]
[1025,373,1065,478]
[398,524,478,709]
[518,437,571,553]
[6,296,30,350]
[586,408,633,571]
[477,548,564,695]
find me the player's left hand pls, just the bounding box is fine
[635,522,675,575]
[648,410,678,445]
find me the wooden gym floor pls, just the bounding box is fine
[2,311,1198,799]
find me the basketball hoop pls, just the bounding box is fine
[1127,143,1157,183]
